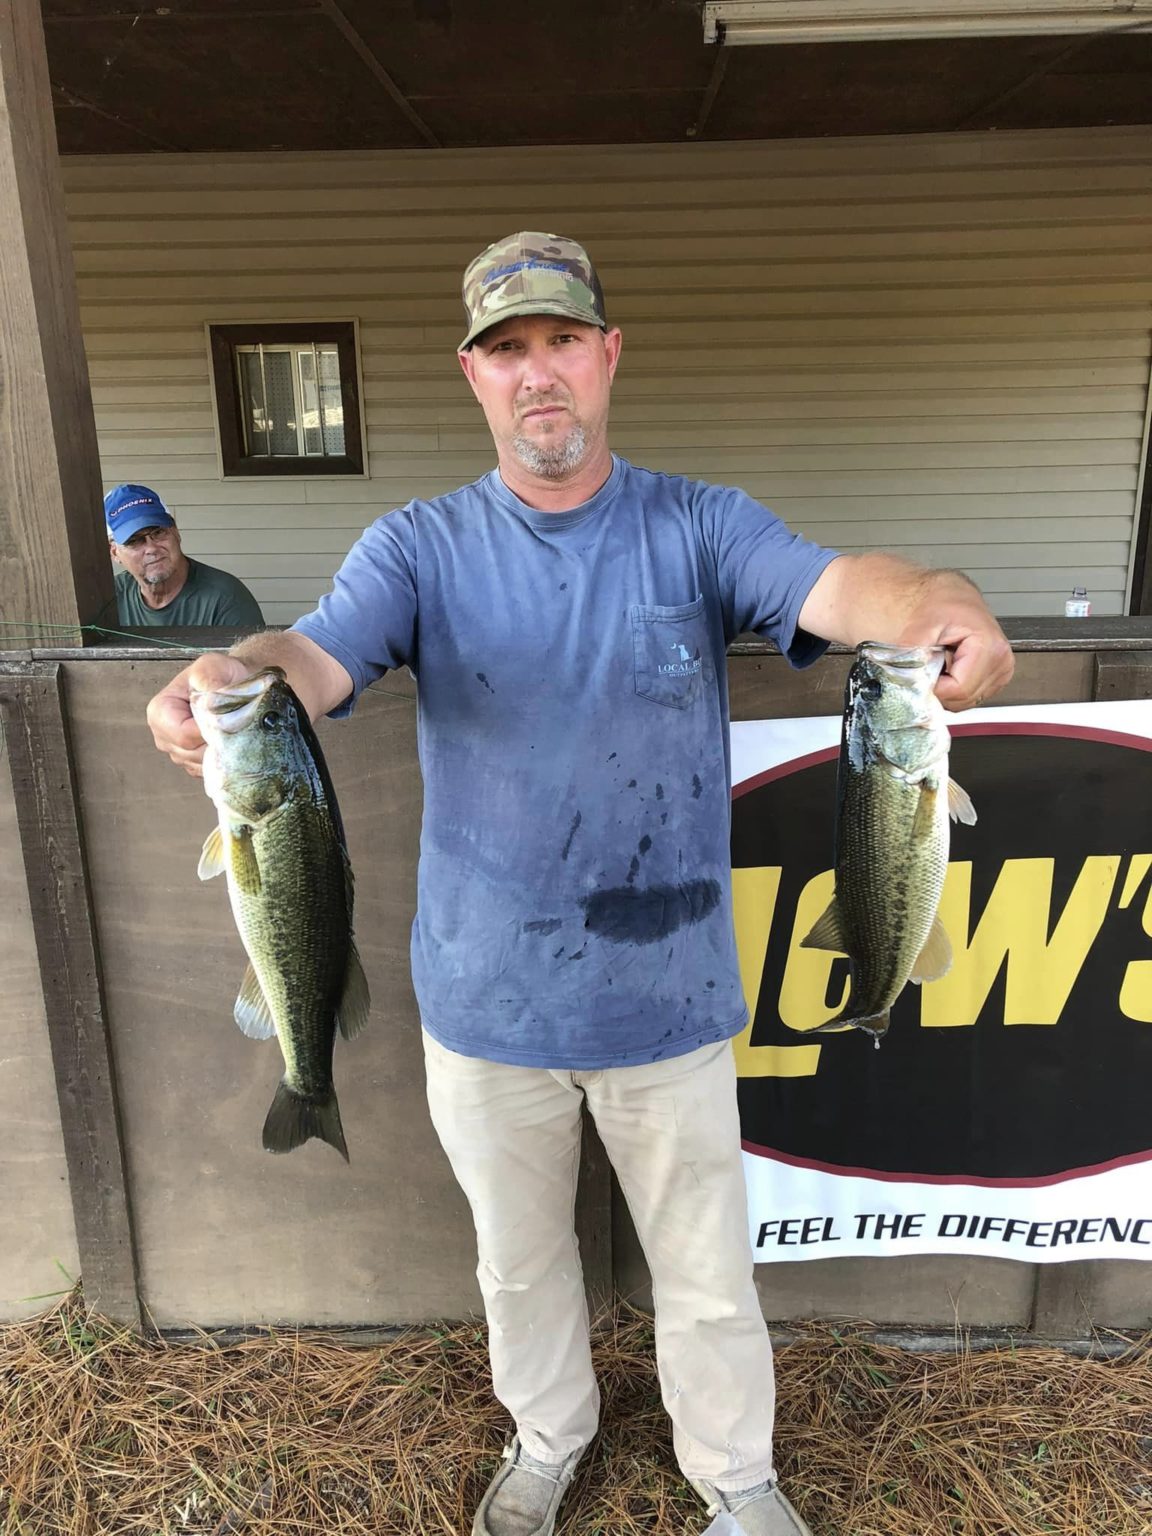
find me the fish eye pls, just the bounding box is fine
[260,710,282,730]
[860,678,883,701]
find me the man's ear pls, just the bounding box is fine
[603,327,623,385]
[457,347,480,397]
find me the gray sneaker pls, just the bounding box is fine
[471,1435,584,1536]
[691,1475,815,1536]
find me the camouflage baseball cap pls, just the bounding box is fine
[458,231,608,351]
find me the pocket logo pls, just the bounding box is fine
[661,642,702,678]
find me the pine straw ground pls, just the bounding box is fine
[1,1294,1150,1536]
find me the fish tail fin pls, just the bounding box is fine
[262,1081,349,1161]
[813,1009,890,1041]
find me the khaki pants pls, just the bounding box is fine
[422,1030,777,1492]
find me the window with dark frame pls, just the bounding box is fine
[209,321,365,477]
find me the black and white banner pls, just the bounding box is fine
[730,701,1152,1263]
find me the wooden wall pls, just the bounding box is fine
[62,126,1152,624]
[2,638,1151,1333]
[62,657,478,1328]
[0,739,81,1319]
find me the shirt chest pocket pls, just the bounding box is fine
[630,597,710,710]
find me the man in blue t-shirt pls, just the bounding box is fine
[148,233,1014,1536]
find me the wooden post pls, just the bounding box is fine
[0,662,141,1327]
[1093,650,1152,702]
[0,0,114,642]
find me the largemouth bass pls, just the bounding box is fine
[191,667,368,1157]
[801,641,976,1043]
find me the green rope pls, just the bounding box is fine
[84,624,231,650]
[0,621,231,651]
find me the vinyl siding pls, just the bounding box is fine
[64,126,1152,625]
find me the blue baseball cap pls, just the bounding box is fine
[104,484,177,543]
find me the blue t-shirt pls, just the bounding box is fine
[293,456,837,1069]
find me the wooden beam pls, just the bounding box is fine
[45,7,316,19]
[686,46,729,141]
[314,0,440,149]
[0,662,141,1327]
[948,34,1090,130]
[1093,650,1152,701]
[0,0,115,643]
[52,82,183,154]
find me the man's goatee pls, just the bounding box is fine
[511,426,587,480]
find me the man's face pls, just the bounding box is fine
[458,315,622,480]
[110,524,183,586]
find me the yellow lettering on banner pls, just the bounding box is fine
[1118,855,1152,1022]
[923,857,1121,1027]
[780,869,851,1035]
[1117,854,1152,910]
[731,867,822,1079]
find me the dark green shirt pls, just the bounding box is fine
[101,559,264,630]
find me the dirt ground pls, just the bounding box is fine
[2,1294,1149,1535]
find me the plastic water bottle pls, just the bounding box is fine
[1064,586,1091,618]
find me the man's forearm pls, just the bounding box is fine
[800,554,986,648]
[798,552,1014,710]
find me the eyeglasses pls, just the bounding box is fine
[123,527,175,549]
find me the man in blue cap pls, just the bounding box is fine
[101,484,263,630]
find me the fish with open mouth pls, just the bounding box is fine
[800,641,976,1043]
[191,667,368,1157]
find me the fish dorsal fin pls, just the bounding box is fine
[337,943,371,1041]
[198,826,226,881]
[234,963,277,1039]
[800,897,847,954]
[910,915,953,983]
[948,778,978,826]
[230,825,262,895]
[294,694,348,854]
